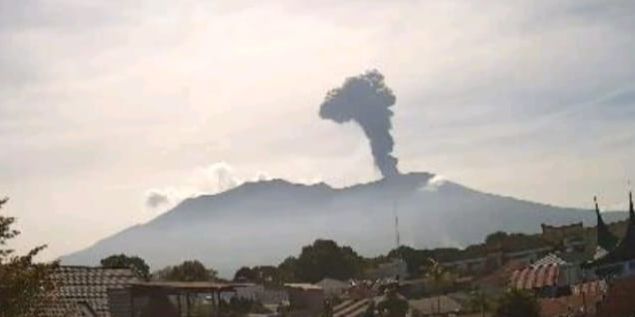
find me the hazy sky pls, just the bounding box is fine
[2,0,635,261]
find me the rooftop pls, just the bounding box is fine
[43,266,140,317]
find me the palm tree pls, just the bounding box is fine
[424,259,454,314]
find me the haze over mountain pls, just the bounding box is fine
[61,172,623,277]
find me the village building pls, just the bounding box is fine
[538,279,606,317]
[592,196,620,259]
[316,278,350,298]
[367,258,409,281]
[408,294,464,316]
[584,192,635,279]
[284,283,325,316]
[332,297,372,317]
[36,265,258,317]
[39,266,140,317]
[439,234,552,275]
[596,275,635,316]
[541,222,585,246]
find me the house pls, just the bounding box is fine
[591,196,620,260]
[541,222,585,246]
[532,252,586,287]
[584,192,635,279]
[316,278,349,298]
[284,283,325,316]
[39,266,140,317]
[367,258,408,281]
[332,298,373,317]
[110,281,236,317]
[509,263,562,296]
[475,260,527,297]
[440,235,552,275]
[538,279,606,317]
[408,293,467,316]
[596,275,635,317]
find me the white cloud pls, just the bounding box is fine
[144,162,277,210]
[421,174,447,192]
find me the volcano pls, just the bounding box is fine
[60,172,621,277]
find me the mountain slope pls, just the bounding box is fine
[61,172,619,277]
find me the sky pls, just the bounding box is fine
[1,0,635,261]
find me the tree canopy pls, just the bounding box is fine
[485,231,509,245]
[387,245,433,276]
[494,289,540,317]
[101,254,150,280]
[154,260,217,282]
[233,265,287,285]
[293,239,365,283]
[0,197,58,317]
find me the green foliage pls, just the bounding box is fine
[277,256,299,282]
[485,231,509,245]
[234,265,287,285]
[387,246,433,276]
[0,198,59,317]
[101,254,150,280]
[376,290,409,317]
[467,289,494,315]
[424,259,454,295]
[294,239,365,283]
[154,260,217,282]
[494,289,540,317]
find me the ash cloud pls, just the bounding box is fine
[319,70,399,178]
[145,190,170,208]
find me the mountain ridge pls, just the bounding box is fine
[60,172,626,277]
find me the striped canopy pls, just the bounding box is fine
[510,263,560,290]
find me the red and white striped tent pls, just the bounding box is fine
[510,263,560,290]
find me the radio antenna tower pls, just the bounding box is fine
[393,200,400,249]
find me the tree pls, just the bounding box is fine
[277,256,299,282]
[233,266,256,282]
[154,260,217,282]
[387,245,433,276]
[424,259,454,314]
[494,289,540,317]
[101,254,150,280]
[234,265,287,285]
[376,288,409,317]
[485,231,509,246]
[467,289,493,317]
[294,239,365,283]
[0,197,58,317]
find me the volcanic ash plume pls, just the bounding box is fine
[319,70,399,178]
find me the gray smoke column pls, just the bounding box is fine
[319,70,399,178]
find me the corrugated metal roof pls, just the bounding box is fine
[130,281,235,291]
[333,298,370,317]
[409,295,463,315]
[284,283,323,291]
[533,253,568,267]
[509,263,560,290]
